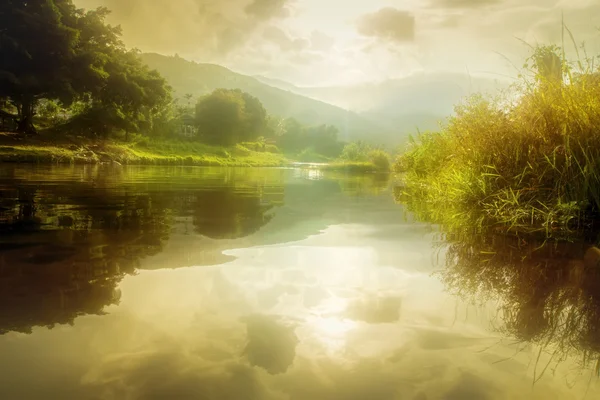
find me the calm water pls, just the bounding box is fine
[0,165,599,399]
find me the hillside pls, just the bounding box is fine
[255,72,511,140]
[140,53,394,145]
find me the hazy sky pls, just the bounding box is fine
[74,0,600,86]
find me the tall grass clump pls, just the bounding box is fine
[395,44,600,234]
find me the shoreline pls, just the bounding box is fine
[0,142,386,173]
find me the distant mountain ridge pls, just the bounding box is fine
[141,53,508,145]
[140,53,394,145]
[254,72,511,140]
[255,72,510,115]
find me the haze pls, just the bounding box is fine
[74,0,600,86]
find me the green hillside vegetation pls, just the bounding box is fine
[0,1,393,169]
[395,44,600,235]
[139,53,392,144]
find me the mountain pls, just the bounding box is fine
[255,72,512,138]
[252,75,300,93]
[140,53,394,145]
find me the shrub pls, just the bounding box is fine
[298,147,328,162]
[339,141,370,162]
[264,144,280,153]
[368,149,391,172]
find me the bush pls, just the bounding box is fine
[130,133,151,147]
[232,144,251,157]
[264,144,280,153]
[297,147,329,162]
[214,148,231,158]
[368,149,391,172]
[339,141,370,162]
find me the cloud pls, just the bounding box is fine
[243,314,299,374]
[245,0,291,20]
[73,0,291,59]
[357,8,415,43]
[310,31,335,52]
[428,0,503,8]
[263,26,309,52]
[344,294,402,324]
[82,350,286,400]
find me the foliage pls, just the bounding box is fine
[277,118,343,157]
[418,210,600,379]
[338,141,391,171]
[0,0,80,132]
[297,147,329,163]
[395,45,600,234]
[195,89,267,146]
[367,149,391,172]
[339,141,369,162]
[0,1,170,135]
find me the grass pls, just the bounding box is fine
[0,133,395,173]
[0,135,288,167]
[321,161,384,173]
[395,45,600,235]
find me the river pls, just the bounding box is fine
[0,165,598,399]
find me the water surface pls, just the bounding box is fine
[0,165,598,399]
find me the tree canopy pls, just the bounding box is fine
[195,89,267,146]
[0,1,170,134]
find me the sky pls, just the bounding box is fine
[74,0,600,86]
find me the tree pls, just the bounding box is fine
[340,141,371,162]
[240,92,267,141]
[90,49,171,139]
[0,0,80,133]
[277,118,305,152]
[0,2,171,136]
[195,89,267,145]
[184,93,193,108]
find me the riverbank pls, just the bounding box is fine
[394,48,600,235]
[0,133,387,172]
[0,141,287,167]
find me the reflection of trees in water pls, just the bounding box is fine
[439,229,600,374]
[243,314,298,374]
[336,173,390,197]
[0,185,172,334]
[0,170,285,334]
[192,187,279,239]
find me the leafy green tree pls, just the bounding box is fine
[340,141,371,162]
[367,149,391,171]
[307,124,342,157]
[91,49,171,138]
[240,92,268,141]
[277,118,305,152]
[0,0,80,133]
[195,89,267,146]
[276,118,343,157]
[0,2,171,136]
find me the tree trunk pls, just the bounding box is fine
[17,96,37,134]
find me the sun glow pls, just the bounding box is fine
[312,317,357,336]
[304,294,359,352]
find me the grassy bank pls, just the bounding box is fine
[321,161,386,173]
[395,46,600,235]
[0,133,394,173]
[0,135,288,167]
